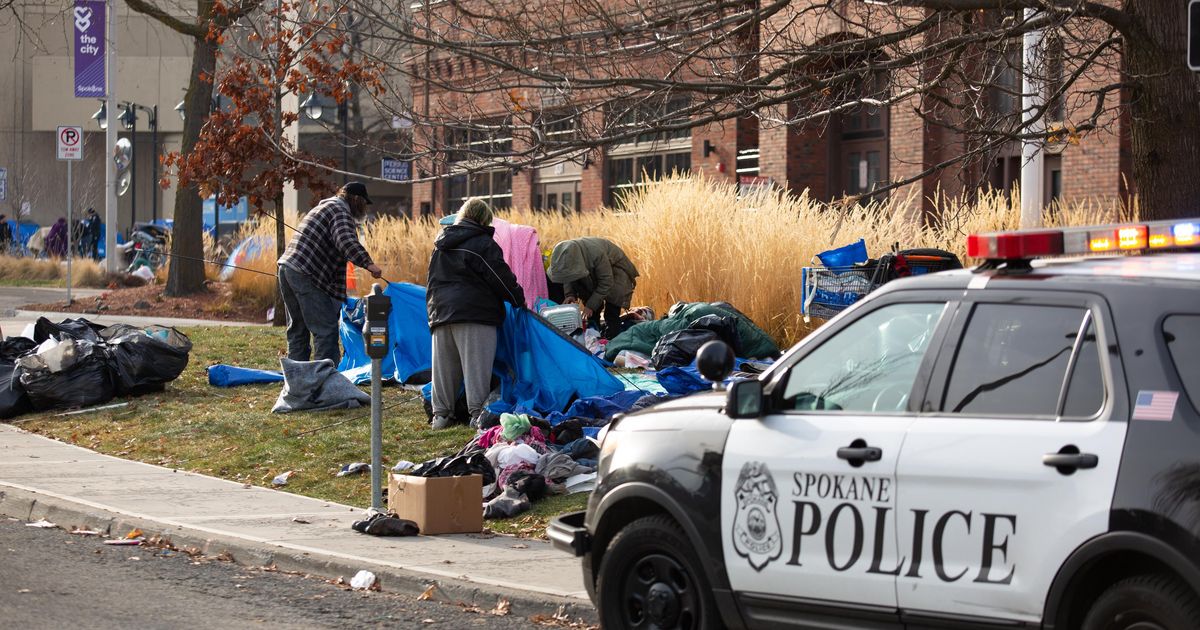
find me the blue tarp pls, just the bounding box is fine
[207,364,284,387]
[338,282,433,385]
[339,282,624,415]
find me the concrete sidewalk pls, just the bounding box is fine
[0,423,593,619]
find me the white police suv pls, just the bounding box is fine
[549,219,1200,629]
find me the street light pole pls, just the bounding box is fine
[341,101,349,186]
[127,106,137,227]
[104,0,119,273]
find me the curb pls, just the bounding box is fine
[0,485,597,623]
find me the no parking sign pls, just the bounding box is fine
[57,126,83,161]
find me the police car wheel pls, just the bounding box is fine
[1082,573,1200,630]
[596,515,718,630]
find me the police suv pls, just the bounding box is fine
[549,220,1200,630]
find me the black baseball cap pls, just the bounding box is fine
[342,181,373,204]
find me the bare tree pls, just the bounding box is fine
[125,0,263,295]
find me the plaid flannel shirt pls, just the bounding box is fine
[277,196,374,301]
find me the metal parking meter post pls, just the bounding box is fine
[364,283,392,512]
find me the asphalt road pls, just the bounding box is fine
[0,518,574,630]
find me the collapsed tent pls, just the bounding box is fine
[604,301,782,362]
[337,282,623,415]
[339,282,433,385]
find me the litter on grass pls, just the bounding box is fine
[272,471,294,486]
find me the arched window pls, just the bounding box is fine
[833,70,889,200]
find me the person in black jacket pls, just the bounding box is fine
[426,198,525,429]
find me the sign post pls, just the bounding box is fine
[364,284,392,513]
[58,126,83,304]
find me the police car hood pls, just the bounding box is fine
[618,390,728,430]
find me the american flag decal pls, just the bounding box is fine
[1132,390,1179,421]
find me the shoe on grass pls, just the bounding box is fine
[430,415,450,429]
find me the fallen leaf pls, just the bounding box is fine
[417,584,436,601]
[292,517,312,524]
[490,598,511,616]
[125,529,144,539]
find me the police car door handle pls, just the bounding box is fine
[837,446,883,463]
[1042,452,1098,470]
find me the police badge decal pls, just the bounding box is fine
[732,461,783,571]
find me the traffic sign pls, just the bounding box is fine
[381,157,410,182]
[57,126,83,161]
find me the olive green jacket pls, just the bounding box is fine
[547,237,639,312]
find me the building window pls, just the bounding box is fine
[447,169,512,211]
[536,111,579,145]
[533,181,581,213]
[833,70,889,199]
[606,151,691,205]
[610,98,691,146]
[445,120,513,163]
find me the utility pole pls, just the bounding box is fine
[1020,7,1044,229]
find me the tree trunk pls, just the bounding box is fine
[1123,0,1200,220]
[165,36,218,296]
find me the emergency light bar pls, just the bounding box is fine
[967,219,1200,260]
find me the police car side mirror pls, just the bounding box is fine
[726,380,764,419]
[696,340,735,383]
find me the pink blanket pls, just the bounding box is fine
[492,218,549,308]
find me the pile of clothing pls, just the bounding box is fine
[404,412,601,520]
[0,317,192,419]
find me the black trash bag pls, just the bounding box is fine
[32,317,105,343]
[0,337,37,362]
[17,340,115,411]
[101,325,193,395]
[687,314,743,356]
[651,329,719,370]
[0,362,32,419]
[409,451,497,487]
[483,486,531,519]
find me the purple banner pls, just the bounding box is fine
[73,0,105,98]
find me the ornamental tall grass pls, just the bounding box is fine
[228,177,1127,346]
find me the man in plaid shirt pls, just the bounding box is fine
[277,182,384,363]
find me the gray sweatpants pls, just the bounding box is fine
[431,323,497,420]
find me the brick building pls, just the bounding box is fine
[410,5,1129,218]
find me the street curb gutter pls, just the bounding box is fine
[0,485,597,623]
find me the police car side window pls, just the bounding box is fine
[781,302,944,413]
[1061,319,1104,417]
[1163,315,1200,412]
[942,304,1093,417]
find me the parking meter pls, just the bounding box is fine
[365,284,392,360]
[364,284,391,512]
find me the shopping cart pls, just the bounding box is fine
[801,248,961,320]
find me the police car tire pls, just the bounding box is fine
[596,515,719,630]
[1082,573,1200,630]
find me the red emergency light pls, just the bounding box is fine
[967,219,1200,260]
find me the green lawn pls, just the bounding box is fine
[15,326,587,537]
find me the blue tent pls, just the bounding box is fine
[338,282,433,385]
[338,282,623,415]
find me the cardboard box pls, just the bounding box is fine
[387,473,483,535]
